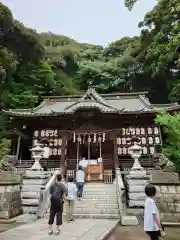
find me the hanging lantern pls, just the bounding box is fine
[88,135,91,143]
[83,134,85,144]
[54,130,58,137]
[94,134,96,143]
[34,130,39,137]
[58,148,62,155]
[117,137,121,145]
[98,136,102,143]
[77,135,81,144]
[154,127,159,134]
[45,130,49,137]
[41,130,45,137]
[73,133,76,142]
[102,132,106,142]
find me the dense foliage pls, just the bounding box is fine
[0,1,180,161]
[155,112,180,173]
[0,1,180,129]
[1,1,180,112]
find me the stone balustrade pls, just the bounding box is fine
[0,172,22,219]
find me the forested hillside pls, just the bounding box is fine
[0,1,180,111]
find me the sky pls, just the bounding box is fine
[2,0,156,46]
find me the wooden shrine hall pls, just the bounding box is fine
[3,87,180,181]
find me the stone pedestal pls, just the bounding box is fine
[0,172,22,219]
[21,170,50,214]
[126,169,149,207]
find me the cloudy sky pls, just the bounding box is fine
[2,0,156,46]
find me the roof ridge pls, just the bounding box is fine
[42,91,149,99]
[139,95,152,109]
[64,87,121,112]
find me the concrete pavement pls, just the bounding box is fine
[0,218,119,240]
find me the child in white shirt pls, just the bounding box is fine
[66,176,77,222]
[144,184,165,240]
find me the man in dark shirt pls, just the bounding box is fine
[48,174,67,235]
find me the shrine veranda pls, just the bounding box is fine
[3,87,180,174]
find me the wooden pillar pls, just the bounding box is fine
[60,135,66,175]
[16,136,21,160]
[76,140,80,170]
[111,133,118,169]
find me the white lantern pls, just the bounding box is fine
[128,143,143,169]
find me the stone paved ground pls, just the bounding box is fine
[107,226,180,240]
[0,223,23,233]
[0,218,118,240]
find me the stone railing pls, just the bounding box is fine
[37,170,61,218]
[115,168,126,219]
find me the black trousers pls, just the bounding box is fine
[48,199,63,226]
[146,231,160,240]
[76,182,84,198]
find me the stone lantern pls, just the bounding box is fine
[30,143,44,170]
[129,143,143,170]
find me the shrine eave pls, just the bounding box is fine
[2,109,156,117]
[3,88,180,117]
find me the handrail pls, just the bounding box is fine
[115,168,126,219]
[37,169,61,218]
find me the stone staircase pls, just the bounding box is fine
[67,183,119,219]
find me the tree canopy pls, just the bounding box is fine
[155,112,180,173]
[0,1,180,111]
[1,1,180,161]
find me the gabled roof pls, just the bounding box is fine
[2,87,180,117]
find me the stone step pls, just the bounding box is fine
[84,184,115,188]
[22,179,48,185]
[22,206,38,214]
[69,203,119,209]
[127,179,148,186]
[128,192,146,200]
[22,185,42,192]
[82,195,117,200]
[44,212,120,219]
[24,170,50,179]
[21,191,40,199]
[75,198,118,204]
[82,194,117,199]
[128,200,144,207]
[83,188,116,193]
[83,189,116,195]
[74,208,119,214]
[72,213,120,219]
[128,185,145,192]
[22,199,39,206]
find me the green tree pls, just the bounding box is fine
[0,138,10,162]
[76,60,123,91]
[155,111,180,173]
[7,61,55,108]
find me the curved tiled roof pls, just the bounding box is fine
[2,88,179,117]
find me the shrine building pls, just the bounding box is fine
[3,87,180,180]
